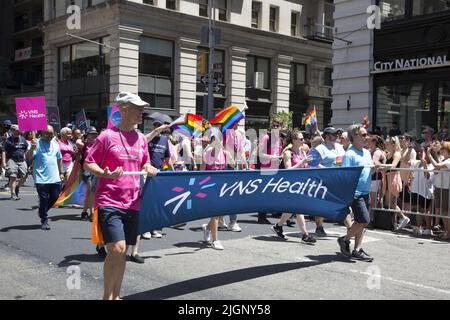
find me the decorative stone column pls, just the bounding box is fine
[177,37,200,115]
[43,44,58,106]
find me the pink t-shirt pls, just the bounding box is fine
[259,133,283,169]
[224,129,244,154]
[58,139,75,165]
[85,127,150,211]
[291,149,308,168]
[203,147,227,171]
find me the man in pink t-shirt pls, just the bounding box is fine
[84,92,157,300]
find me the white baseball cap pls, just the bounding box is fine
[115,92,149,107]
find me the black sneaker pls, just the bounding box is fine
[286,219,296,227]
[41,222,51,231]
[96,245,107,259]
[258,217,271,224]
[81,212,89,220]
[302,234,317,244]
[271,224,285,239]
[315,226,327,237]
[352,249,374,262]
[130,254,145,264]
[337,236,351,256]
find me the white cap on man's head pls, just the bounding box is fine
[115,92,149,107]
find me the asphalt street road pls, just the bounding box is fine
[0,181,449,300]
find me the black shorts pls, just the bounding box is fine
[82,171,94,183]
[351,194,371,224]
[410,193,432,210]
[98,206,139,245]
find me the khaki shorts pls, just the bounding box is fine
[6,159,27,179]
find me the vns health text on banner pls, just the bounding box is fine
[138,167,363,233]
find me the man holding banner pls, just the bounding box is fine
[84,92,158,300]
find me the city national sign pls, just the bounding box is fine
[373,55,449,72]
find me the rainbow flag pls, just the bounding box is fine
[170,113,203,138]
[362,115,370,129]
[209,105,244,135]
[304,106,317,129]
[53,159,87,208]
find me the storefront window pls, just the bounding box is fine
[438,81,450,139]
[376,82,434,138]
[379,0,406,21]
[71,41,100,79]
[413,0,450,16]
[139,37,174,109]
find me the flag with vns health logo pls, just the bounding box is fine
[138,167,363,233]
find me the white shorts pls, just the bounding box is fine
[63,162,74,174]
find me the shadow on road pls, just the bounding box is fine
[49,214,83,222]
[17,206,39,211]
[58,253,104,267]
[0,225,41,232]
[172,241,209,252]
[252,235,293,243]
[122,254,347,300]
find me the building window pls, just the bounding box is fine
[251,2,261,29]
[290,63,306,91]
[217,0,227,21]
[58,37,110,81]
[166,0,177,10]
[246,56,271,89]
[71,41,100,79]
[291,12,299,36]
[323,68,333,87]
[199,0,208,17]
[379,0,406,21]
[143,0,155,5]
[413,0,450,16]
[269,6,278,32]
[139,37,174,109]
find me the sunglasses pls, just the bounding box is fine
[358,133,368,138]
[294,137,304,141]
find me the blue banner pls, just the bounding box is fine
[138,167,363,233]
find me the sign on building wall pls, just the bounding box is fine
[373,55,449,72]
[14,47,32,62]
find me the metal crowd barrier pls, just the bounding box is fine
[370,167,450,230]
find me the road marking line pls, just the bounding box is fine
[349,269,450,296]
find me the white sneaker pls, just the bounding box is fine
[211,240,224,250]
[218,221,228,230]
[398,217,410,230]
[423,229,433,236]
[413,226,423,236]
[151,231,162,238]
[141,232,152,240]
[202,224,212,243]
[228,222,242,232]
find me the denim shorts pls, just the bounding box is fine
[351,194,371,224]
[98,206,139,245]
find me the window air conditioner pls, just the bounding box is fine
[254,72,264,89]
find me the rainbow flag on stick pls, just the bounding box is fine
[53,157,87,208]
[304,106,318,129]
[209,105,244,135]
[170,113,203,138]
[362,115,370,129]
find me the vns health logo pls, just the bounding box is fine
[164,176,216,215]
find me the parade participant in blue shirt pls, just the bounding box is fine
[337,124,374,262]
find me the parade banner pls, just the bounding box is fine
[138,167,363,233]
[107,104,121,129]
[46,106,61,132]
[75,109,88,132]
[15,96,48,132]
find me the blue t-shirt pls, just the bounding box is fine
[314,143,345,167]
[343,146,373,196]
[33,139,62,184]
[4,135,28,162]
[148,135,170,170]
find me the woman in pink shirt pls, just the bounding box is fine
[200,128,235,250]
[58,127,77,181]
